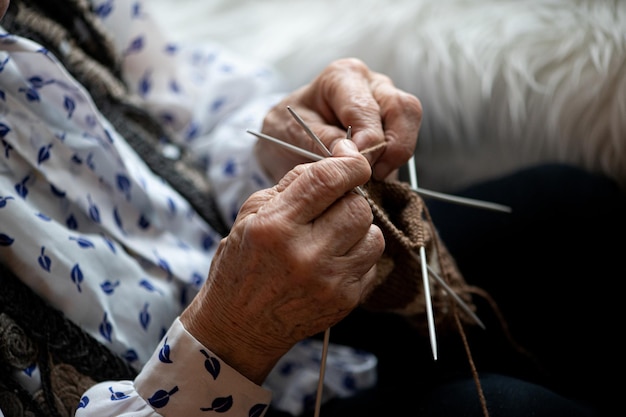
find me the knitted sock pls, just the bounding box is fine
[362,178,478,336]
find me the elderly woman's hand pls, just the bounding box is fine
[256,58,422,183]
[181,139,384,385]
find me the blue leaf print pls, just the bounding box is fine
[159,112,175,125]
[0,234,14,246]
[77,396,89,409]
[18,86,40,102]
[70,236,94,248]
[139,279,162,294]
[342,373,357,391]
[224,159,236,176]
[164,44,178,54]
[123,349,138,363]
[0,195,14,208]
[200,395,233,413]
[210,97,226,113]
[252,172,266,188]
[0,56,9,72]
[278,361,296,376]
[249,404,268,417]
[50,184,66,197]
[85,115,96,129]
[108,385,130,401]
[166,197,176,214]
[155,254,172,280]
[100,280,119,294]
[191,272,204,288]
[86,153,95,170]
[158,337,173,363]
[0,122,10,137]
[139,303,150,330]
[88,196,101,223]
[37,246,51,272]
[116,174,131,200]
[99,312,113,342]
[200,349,221,380]
[27,76,51,88]
[104,128,114,143]
[101,235,116,253]
[148,386,179,409]
[71,154,82,164]
[179,287,189,307]
[23,363,36,377]
[37,144,52,164]
[131,2,142,17]
[185,122,199,141]
[138,71,152,97]
[169,79,180,93]
[93,0,113,18]
[64,96,76,118]
[138,214,150,229]
[113,207,124,231]
[71,263,84,292]
[66,214,78,230]
[0,90,4,100]
[15,175,29,198]
[202,234,215,251]
[2,138,13,158]
[126,36,144,55]
[36,212,51,221]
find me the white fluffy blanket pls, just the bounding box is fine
[151,0,626,192]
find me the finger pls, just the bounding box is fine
[364,78,422,179]
[268,139,371,225]
[311,190,373,256]
[306,59,421,178]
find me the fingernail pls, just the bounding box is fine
[339,139,358,151]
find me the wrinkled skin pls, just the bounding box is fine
[257,57,422,183]
[182,140,384,384]
[182,58,422,385]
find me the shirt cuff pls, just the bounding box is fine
[135,317,272,417]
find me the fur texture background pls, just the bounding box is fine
[151,0,626,192]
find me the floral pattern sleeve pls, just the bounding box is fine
[75,318,272,417]
[86,0,286,227]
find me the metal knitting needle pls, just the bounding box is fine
[404,151,439,359]
[246,128,484,329]
[287,106,367,198]
[287,106,436,360]
[313,124,353,417]
[247,130,510,213]
[422,257,486,329]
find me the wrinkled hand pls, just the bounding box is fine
[257,58,422,183]
[181,140,384,384]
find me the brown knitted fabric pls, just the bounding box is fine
[362,178,478,335]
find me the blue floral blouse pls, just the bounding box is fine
[0,1,377,416]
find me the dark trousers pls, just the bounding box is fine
[269,164,626,417]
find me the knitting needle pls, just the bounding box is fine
[311,123,353,417]
[313,327,331,417]
[246,130,511,213]
[421,257,486,329]
[286,106,435,360]
[287,106,367,198]
[246,128,485,328]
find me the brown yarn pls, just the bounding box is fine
[362,178,477,334]
[363,178,490,417]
